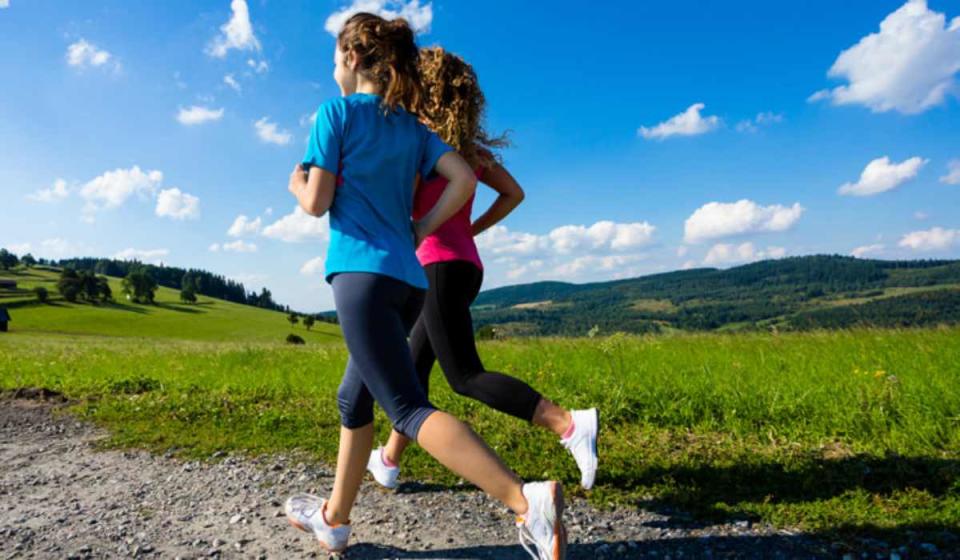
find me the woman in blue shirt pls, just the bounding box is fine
[282,13,566,559]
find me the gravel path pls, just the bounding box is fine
[0,397,922,559]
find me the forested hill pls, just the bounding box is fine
[472,255,960,336]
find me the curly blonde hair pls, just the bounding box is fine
[418,46,508,168]
[338,13,422,114]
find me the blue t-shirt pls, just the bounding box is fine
[303,93,452,289]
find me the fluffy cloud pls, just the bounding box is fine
[898,227,959,251]
[176,105,224,126]
[941,160,960,185]
[262,207,330,242]
[300,257,326,276]
[477,220,656,257]
[27,179,70,203]
[247,58,269,74]
[222,240,257,253]
[0,1,9,8]
[80,166,163,216]
[254,117,292,145]
[683,199,804,244]
[207,0,260,58]
[325,0,433,36]
[851,244,885,258]
[227,215,262,237]
[838,156,927,196]
[113,248,169,264]
[155,188,200,220]
[551,254,647,278]
[703,242,785,265]
[638,103,720,140]
[735,111,783,133]
[208,243,221,252]
[65,39,117,70]
[223,74,241,93]
[810,0,960,114]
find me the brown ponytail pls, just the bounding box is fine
[338,13,422,114]
[418,46,509,169]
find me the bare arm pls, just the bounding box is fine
[414,152,477,244]
[288,164,336,217]
[471,163,525,237]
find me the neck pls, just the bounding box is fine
[354,76,381,96]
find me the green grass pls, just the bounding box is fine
[2,327,959,545]
[0,268,340,343]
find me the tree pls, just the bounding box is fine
[0,249,18,270]
[34,287,48,303]
[122,270,158,304]
[57,269,81,302]
[303,316,315,331]
[287,313,299,328]
[180,285,197,304]
[21,254,37,267]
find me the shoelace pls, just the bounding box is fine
[517,523,548,560]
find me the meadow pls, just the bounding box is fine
[2,325,958,546]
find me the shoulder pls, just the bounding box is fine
[315,97,349,122]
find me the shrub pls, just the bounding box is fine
[286,334,306,345]
[34,286,49,303]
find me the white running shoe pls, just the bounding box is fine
[561,408,599,490]
[516,481,567,560]
[366,446,400,489]
[284,494,351,554]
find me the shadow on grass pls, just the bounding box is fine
[155,302,206,314]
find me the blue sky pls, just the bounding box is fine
[1,0,959,311]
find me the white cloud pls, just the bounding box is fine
[300,111,318,128]
[66,39,117,71]
[684,199,804,244]
[941,159,960,185]
[735,111,783,133]
[703,242,785,265]
[27,179,70,203]
[477,220,656,257]
[838,156,927,196]
[222,240,258,253]
[550,254,647,279]
[176,105,224,126]
[325,0,433,36]
[227,215,262,237]
[80,166,163,215]
[223,74,241,92]
[254,117,292,145]
[300,257,326,276]
[113,248,169,264]
[155,188,200,220]
[262,206,330,242]
[898,226,959,251]
[851,244,885,258]
[208,243,221,252]
[0,1,10,9]
[8,242,31,254]
[33,238,87,259]
[811,0,960,114]
[638,103,720,140]
[247,58,269,74]
[207,0,260,58]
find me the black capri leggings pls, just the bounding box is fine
[410,260,542,422]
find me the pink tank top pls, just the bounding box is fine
[413,168,484,269]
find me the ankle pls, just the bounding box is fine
[324,502,349,526]
[381,447,399,468]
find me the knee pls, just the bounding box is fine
[390,406,437,441]
[337,383,373,429]
[448,369,483,398]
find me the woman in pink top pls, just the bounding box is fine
[366,47,599,492]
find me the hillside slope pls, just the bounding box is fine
[472,255,960,335]
[0,268,340,343]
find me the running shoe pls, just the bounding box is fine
[561,408,599,490]
[284,493,351,553]
[516,481,567,560]
[366,446,400,489]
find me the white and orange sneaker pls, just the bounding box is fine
[516,481,567,560]
[284,494,351,554]
[366,446,400,489]
[561,408,599,490]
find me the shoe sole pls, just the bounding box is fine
[582,408,600,490]
[549,481,567,560]
[286,511,346,554]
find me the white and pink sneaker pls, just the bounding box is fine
[561,408,599,490]
[284,494,351,553]
[366,446,400,489]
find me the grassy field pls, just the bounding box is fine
[2,325,958,546]
[0,268,340,343]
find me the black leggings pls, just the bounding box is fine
[410,260,542,422]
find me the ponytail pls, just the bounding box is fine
[338,13,422,114]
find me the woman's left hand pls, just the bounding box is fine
[288,164,307,195]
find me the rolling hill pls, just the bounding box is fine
[472,255,960,336]
[0,267,340,343]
